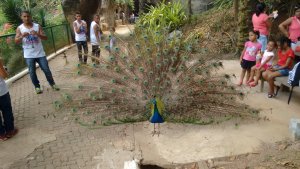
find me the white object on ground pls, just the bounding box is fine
[289,118,300,140]
[124,160,140,169]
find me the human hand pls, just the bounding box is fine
[22,32,30,38]
[30,30,38,36]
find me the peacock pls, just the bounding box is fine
[55,25,258,129]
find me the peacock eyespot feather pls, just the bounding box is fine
[76,63,81,68]
[108,35,112,39]
[179,65,185,71]
[111,79,116,84]
[133,77,139,81]
[114,47,120,52]
[121,55,127,59]
[155,78,160,83]
[139,67,145,72]
[135,43,140,48]
[171,56,177,62]
[71,108,77,113]
[109,56,115,62]
[182,56,189,61]
[149,71,154,76]
[143,80,149,86]
[129,64,134,69]
[156,64,161,68]
[170,67,176,72]
[76,70,81,75]
[122,76,128,81]
[146,48,151,52]
[90,73,96,77]
[111,88,116,93]
[77,84,83,90]
[147,58,153,63]
[114,67,120,73]
[121,88,126,93]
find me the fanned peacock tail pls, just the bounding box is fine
[56,26,258,127]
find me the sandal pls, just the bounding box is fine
[0,134,8,141]
[5,128,18,138]
[268,93,275,98]
[246,79,254,84]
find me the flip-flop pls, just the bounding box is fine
[268,93,275,98]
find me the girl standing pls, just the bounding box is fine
[238,30,262,86]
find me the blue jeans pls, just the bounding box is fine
[76,41,88,63]
[258,35,268,52]
[25,56,55,88]
[0,92,14,135]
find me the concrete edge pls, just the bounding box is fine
[5,44,76,86]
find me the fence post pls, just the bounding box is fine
[66,24,71,45]
[50,27,56,53]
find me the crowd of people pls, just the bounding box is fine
[238,2,300,98]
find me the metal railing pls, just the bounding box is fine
[0,23,72,76]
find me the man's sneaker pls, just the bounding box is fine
[51,85,60,91]
[6,128,18,138]
[0,134,8,141]
[35,87,42,94]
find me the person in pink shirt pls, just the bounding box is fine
[238,30,262,86]
[252,2,272,52]
[279,4,300,62]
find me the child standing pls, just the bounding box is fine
[238,30,262,86]
[0,58,18,141]
[248,40,276,87]
[109,27,116,53]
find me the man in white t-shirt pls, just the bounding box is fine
[73,12,88,64]
[0,58,17,141]
[90,14,102,64]
[15,11,59,94]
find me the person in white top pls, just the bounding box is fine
[90,14,102,64]
[248,40,276,87]
[73,12,88,64]
[0,57,18,141]
[15,11,59,94]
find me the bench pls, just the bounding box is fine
[261,76,299,104]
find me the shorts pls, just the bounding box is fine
[241,59,256,70]
[273,65,289,76]
[255,63,270,70]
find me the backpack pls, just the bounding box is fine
[288,62,300,86]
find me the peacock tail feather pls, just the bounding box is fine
[56,25,258,127]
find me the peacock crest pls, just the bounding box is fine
[55,25,258,127]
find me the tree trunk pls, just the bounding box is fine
[234,0,239,26]
[188,0,192,20]
[106,0,116,28]
[237,0,254,55]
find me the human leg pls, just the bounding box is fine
[247,66,256,84]
[238,69,246,86]
[82,41,88,64]
[246,69,251,83]
[25,58,40,88]
[76,41,83,62]
[267,71,282,97]
[0,93,15,134]
[36,57,55,86]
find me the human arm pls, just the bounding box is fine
[30,25,47,40]
[0,58,8,79]
[93,24,100,42]
[259,55,273,69]
[271,57,292,71]
[279,18,292,38]
[73,22,80,34]
[239,47,246,63]
[15,27,29,44]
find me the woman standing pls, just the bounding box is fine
[252,2,272,52]
[279,4,300,62]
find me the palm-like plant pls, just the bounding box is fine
[0,0,22,28]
